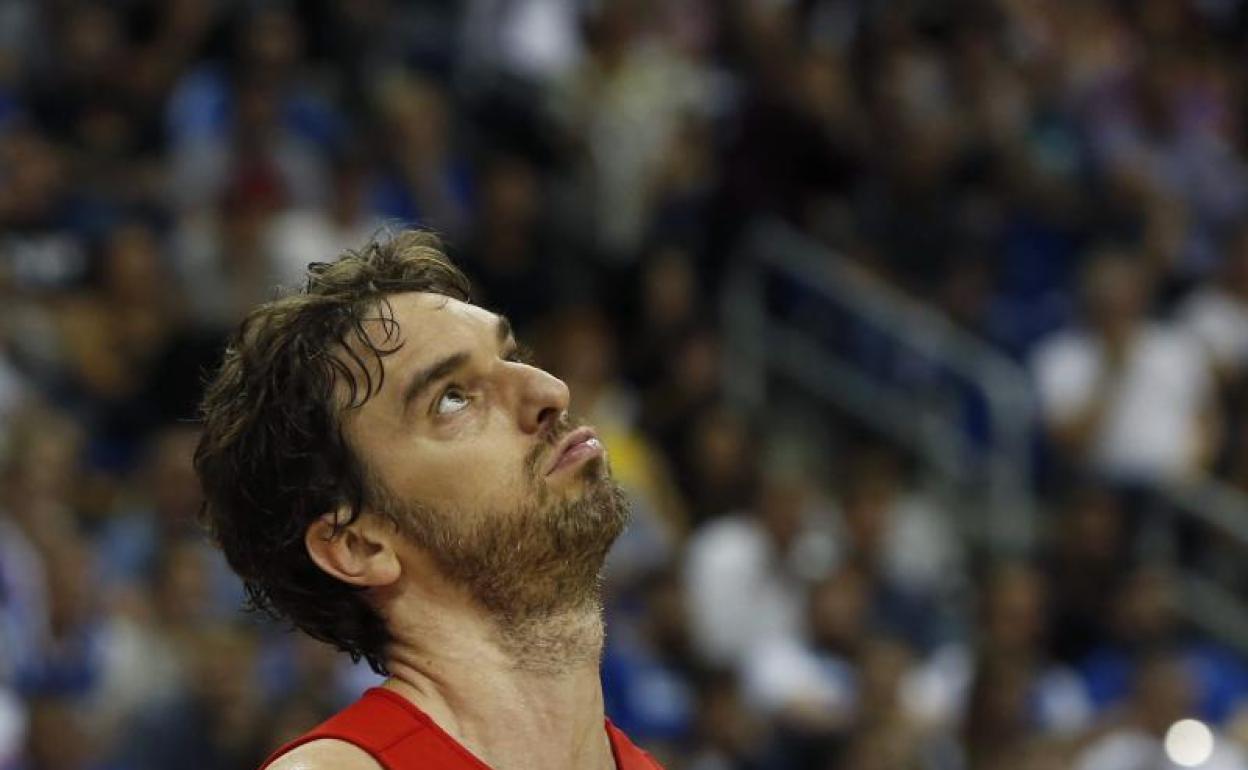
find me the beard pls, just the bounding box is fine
[372,440,630,625]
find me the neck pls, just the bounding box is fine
[379,587,614,770]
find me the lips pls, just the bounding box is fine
[544,426,604,477]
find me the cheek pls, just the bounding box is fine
[399,434,537,512]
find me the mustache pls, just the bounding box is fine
[525,413,578,481]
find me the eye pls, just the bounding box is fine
[434,387,470,416]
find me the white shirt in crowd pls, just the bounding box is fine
[901,643,1093,735]
[1179,286,1248,375]
[683,514,835,668]
[266,209,386,290]
[742,634,857,719]
[1032,323,1214,481]
[834,492,963,600]
[0,688,23,769]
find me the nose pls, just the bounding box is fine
[515,364,570,436]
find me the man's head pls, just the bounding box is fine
[195,231,628,674]
[1080,247,1149,340]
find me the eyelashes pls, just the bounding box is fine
[430,346,535,417]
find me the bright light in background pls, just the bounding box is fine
[1165,719,1215,767]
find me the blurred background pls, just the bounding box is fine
[7,0,1248,768]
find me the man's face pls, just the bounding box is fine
[1084,254,1146,336]
[341,292,628,618]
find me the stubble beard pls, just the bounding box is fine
[379,453,630,673]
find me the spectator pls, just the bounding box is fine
[833,446,961,652]
[1032,248,1218,481]
[170,172,286,328]
[369,71,472,235]
[959,650,1063,770]
[906,562,1093,740]
[625,244,702,392]
[1086,46,1247,280]
[552,0,716,261]
[115,624,267,770]
[1180,226,1248,382]
[1079,566,1248,726]
[742,566,871,731]
[96,425,207,591]
[1075,652,1248,770]
[0,687,22,769]
[684,462,835,668]
[0,479,48,690]
[685,669,767,770]
[20,693,105,770]
[602,567,699,761]
[460,153,570,330]
[6,2,1248,768]
[166,5,334,212]
[834,638,939,770]
[645,339,733,523]
[1047,483,1131,663]
[264,147,387,289]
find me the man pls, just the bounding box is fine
[1032,248,1217,481]
[194,231,662,770]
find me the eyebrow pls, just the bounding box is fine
[496,315,514,346]
[401,352,470,412]
[400,315,516,412]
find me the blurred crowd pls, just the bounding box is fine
[7,1,1248,769]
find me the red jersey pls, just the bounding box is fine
[262,687,665,770]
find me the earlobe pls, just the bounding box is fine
[305,508,402,588]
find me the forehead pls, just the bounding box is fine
[379,291,498,348]
[336,291,501,410]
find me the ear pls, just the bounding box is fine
[305,507,401,588]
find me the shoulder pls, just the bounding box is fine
[264,738,385,770]
[1142,324,1210,369]
[1031,329,1089,371]
[686,516,763,557]
[1179,286,1236,320]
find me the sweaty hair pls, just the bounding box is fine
[194,230,470,674]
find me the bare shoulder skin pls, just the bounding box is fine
[264,739,385,770]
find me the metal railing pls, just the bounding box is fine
[722,218,1248,653]
[723,220,1037,552]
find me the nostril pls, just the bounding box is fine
[536,406,562,436]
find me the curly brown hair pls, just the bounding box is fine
[194,230,470,674]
